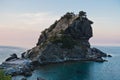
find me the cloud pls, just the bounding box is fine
[18,12,59,24]
[0,12,60,48]
[0,12,60,31]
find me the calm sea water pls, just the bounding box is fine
[0,46,26,64]
[0,46,120,80]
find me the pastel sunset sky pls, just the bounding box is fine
[0,0,120,48]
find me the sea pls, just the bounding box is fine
[0,45,120,80]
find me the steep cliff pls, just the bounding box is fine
[22,11,107,64]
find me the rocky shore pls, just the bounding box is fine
[0,58,33,76]
[0,11,112,77]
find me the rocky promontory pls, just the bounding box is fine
[0,11,111,77]
[22,11,108,64]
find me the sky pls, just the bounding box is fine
[0,0,120,48]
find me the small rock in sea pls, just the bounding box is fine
[5,53,19,61]
[108,55,112,57]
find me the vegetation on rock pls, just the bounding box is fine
[0,69,11,80]
[50,34,76,49]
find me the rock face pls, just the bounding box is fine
[22,11,107,64]
[0,59,33,76]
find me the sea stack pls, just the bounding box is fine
[22,11,107,64]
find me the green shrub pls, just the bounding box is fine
[50,35,61,44]
[51,35,76,49]
[61,12,74,20]
[0,69,11,80]
[59,29,64,34]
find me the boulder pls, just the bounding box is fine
[5,53,19,61]
[108,55,112,57]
